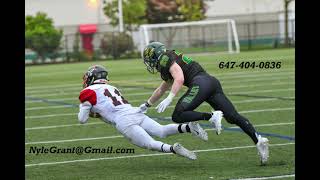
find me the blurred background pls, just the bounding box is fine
[25,0,295,64]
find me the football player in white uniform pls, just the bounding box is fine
[78,65,209,160]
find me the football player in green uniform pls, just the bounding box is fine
[137,41,269,165]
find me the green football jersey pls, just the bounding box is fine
[157,50,206,87]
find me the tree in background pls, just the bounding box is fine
[177,0,206,21]
[100,32,134,59]
[103,0,144,58]
[146,0,180,23]
[103,0,206,27]
[103,0,146,31]
[146,0,207,47]
[147,0,206,23]
[103,0,207,51]
[25,12,63,63]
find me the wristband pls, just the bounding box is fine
[167,92,175,100]
[146,100,152,107]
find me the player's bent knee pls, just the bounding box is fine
[158,128,168,138]
[158,133,167,138]
[172,104,186,123]
[172,110,184,123]
[172,114,183,123]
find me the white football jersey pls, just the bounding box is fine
[78,83,136,124]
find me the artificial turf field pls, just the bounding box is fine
[25,48,295,180]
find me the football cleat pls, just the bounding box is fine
[256,135,269,165]
[173,143,197,160]
[188,122,208,141]
[209,110,223,135]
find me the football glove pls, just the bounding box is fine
[137,101,152,113]
[156,92,175,113]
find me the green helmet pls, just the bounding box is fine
[143,41,166,74]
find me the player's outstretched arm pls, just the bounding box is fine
[148,80,172,105]
[156,63,184,113]
[78,88,97,123]
[78,101,92,124]
[137,81,171,113]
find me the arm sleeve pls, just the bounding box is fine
[79,89,97,105]
[78,101,92,124]
[78,89,97,124]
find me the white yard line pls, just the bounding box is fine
[221,76,294,85]
[26,68,294,90]
[29,91,153,98]
[25,136,123,145]
[26,81,294,97]
[26,82,294,101]
[26,105,75,110]
[26,71,294,94]
[206,122,295,132]
[229,88,294,95]
[133,99,294,111]
[25,96,292,111]
[25,107,295,119]
[25,122,105,130]
[222,82,294,90]
[218,72,293,80]
[26,83,80,90]
[25,142,294,167]
[25,122,295,143]
[26,87,143,95]
[28,85,294,99]
[25,94,294,104]
[229,174,295,180]
[125,97,280,105]
[239,107,294,114]
[25,97,76,103]
[26,113,76,119]
[26,117,293,131]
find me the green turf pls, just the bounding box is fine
[25,48,295,179]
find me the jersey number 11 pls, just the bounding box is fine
[104,89,129,106]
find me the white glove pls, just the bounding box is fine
[137,101,152,113]
[156,92,175,113]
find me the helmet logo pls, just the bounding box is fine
[144,48,154,60]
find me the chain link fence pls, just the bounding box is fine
[25,13,295,64]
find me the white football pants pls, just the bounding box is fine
[115,113,179,152]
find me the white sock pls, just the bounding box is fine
[150,140,173,153]
[160,143,173,153]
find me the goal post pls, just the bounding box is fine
[139,19,240,57]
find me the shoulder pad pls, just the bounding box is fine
[159,54,170,68]
[79,89,97,105]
